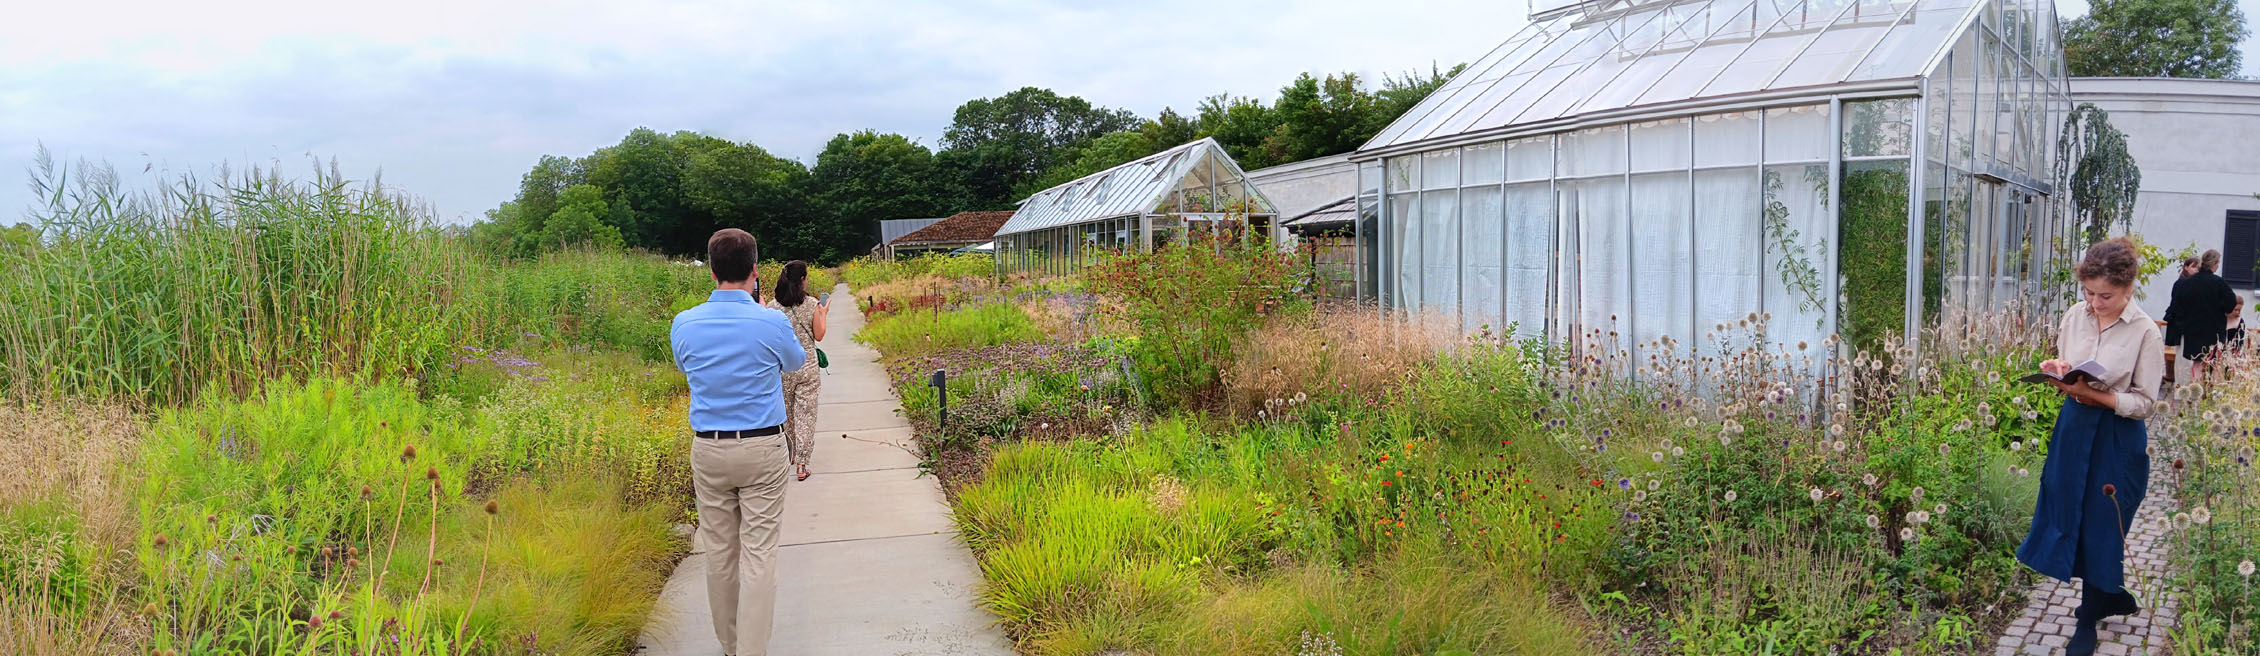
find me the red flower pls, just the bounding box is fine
[1380,481,1392,486]
[1379,455,1390,462]
[2102,483,2117,497]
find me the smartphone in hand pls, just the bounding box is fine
[819,292,832,306]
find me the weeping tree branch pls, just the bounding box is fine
[2055,103,2142,245]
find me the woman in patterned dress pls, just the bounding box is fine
[766,260,826,481]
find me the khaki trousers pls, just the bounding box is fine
[691,433,789,656]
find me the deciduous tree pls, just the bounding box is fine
[2066,0,2249,78]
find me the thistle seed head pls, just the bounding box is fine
[484,500,500,515]
[401,444,418,462]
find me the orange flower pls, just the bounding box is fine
[1379,455,1390,462]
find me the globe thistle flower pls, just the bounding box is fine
[2239,560,2255,577]
[1648,479,1661,492]
[1900,527,1916,541]
[1633,490,1648,503]
[2193,506,2212,525]
[1723,490,1737,503]
[1652,451,1665,463]
[1809,487,1824,503]
[1863,473,1878,487]
[1910,486,1925,504]
[2174,512,2192,529]
[1672,446,1685,458]
[1866,514,1881,529]
[1939,443,1951,457]
[1832,440,1848,453]
[2009,440,2023,451]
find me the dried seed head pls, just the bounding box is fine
[348,546,360,557]
[361,485,374,500]
[484,500,500,515]
[328,609,344,620]
[346,557,360,569]
[308,615,324,630]
[425,467,439,481]
[2102,483,2117,497]
[152,533,169,548]
[401,444,418,462]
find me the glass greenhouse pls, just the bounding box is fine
[1353,0,2074,355]
[995,137,1280,275]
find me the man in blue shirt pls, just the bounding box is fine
[669,228,806,656]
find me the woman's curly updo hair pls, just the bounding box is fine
[2075,237,2140,289]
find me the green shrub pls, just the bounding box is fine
[1084,237,1310,407]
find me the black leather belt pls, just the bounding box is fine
[695,425,782,439]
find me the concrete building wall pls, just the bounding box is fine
[2068,78,2260,318]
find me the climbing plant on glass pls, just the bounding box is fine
[1764,166,1831,328]
[2054,103,2141,245]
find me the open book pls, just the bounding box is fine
[2018,359,2108,385]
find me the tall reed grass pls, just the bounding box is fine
[0,155,711,404]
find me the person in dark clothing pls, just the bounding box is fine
[2162,256,2199,350]
[2162,250,2239,379]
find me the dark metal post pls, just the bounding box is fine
[928,369,948,434]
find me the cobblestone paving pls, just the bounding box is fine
[1992,456,2184,656]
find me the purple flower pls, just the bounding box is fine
[1618,478,1631,490]
[530,376,549,382]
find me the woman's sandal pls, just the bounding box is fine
[796,464,811,481]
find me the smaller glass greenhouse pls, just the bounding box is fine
[994,138,1280,275]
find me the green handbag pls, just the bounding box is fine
[815,347,829,369]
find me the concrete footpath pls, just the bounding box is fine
[639,284,1013,656]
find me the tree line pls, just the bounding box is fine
[472,66,1460,263]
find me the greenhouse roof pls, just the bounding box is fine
[1364,0,1988,153]
[997,137,1277,237]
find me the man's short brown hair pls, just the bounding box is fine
[708,229,758,283]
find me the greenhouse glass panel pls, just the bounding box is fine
[1695,167,1764,346]
[1631,118,1691,172]
[1423,189,1460,315]
[1472,9,1668,131]
[1839,159,1911,351]
[1697,1,1858,99]
[1844,98,1914,157]
[1421,18,1602,139]
[1515,4,1686,124]
[1694,111,1762,168]
[1847,2,1981,81]
[1765,104,1833,163]
[1462,186,1505,332]
[1561,125,1628,177]
[1465,141,1507,185]
[1631,171,1694,350]
[1504,182,1553,336]
[1393,193,1420,306]
[1573,0,1761,114]
[1768,3,1916,91]
[1762,162,1833,346]
[1423,149,1461,189]
[1506,135,1554,182]
[1569,178,1630,335]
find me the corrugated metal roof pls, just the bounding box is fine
[995,137,1280,237]
[878,217,945,245]
[1363,0,2012,153]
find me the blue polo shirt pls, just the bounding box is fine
[669,289,808,431]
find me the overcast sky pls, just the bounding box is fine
[4,0,2254,225]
